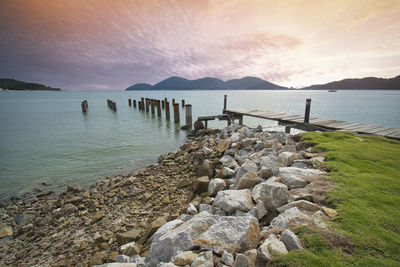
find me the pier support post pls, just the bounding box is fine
[128,99,132,106]
[172,99,175,105]
[239,115,243,125]
[145,98,150,113]
[156,100,162,116]
[81,101,87,113]
[304,99,311,123]
[151,99,155,114]
[182,99,185,107]
[133,100,137,108]
[185,104,192,128]
[173,103,180,123]
[223,94,227,113]
[162,100,165,109]
[285,126,291,134]
[165,101,170,120]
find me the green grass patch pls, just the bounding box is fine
[273,132,400,266]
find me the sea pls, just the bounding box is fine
[0,90,399,200]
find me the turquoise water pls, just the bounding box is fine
[0,90,399,199]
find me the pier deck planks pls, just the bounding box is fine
[224,108,400,140]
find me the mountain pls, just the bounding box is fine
[226,76,287,89]
[126,83,152,90]
[0,78,60,91]
[125,76,288,90]
[301,75,400,90]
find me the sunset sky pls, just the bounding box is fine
[0,0,399,90]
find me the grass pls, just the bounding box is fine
[273,132,400,266]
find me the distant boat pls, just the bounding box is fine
[328,89,337,92]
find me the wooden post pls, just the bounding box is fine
[173,103,180,123]
[151,99,155,114]
[83,100,88,109]
[81,101,87,113]
[172,99,175,105]
[156,100,161,116]
[165,101,170,120]
[128,99,132,106]
[145,98,150,113]
[133,100,137,108]
[223,94,227,113]
[239,115,243,125]
[285,126,291,134]
[304,98,311,123]
[112,101,117,111]
[107,99,111,108]
[162,100,165,109]
[140,98,144,110]
[182,99,185,107]
[185,104,192,128]
[164,97,167,104]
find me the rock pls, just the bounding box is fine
[313,210,328,229]
[270,207,311,228]
[92,210,105,223]
[0,224,13,238]
[263,139,281,150]
[176,178,192,188]
[116,229,142,245]
[277,200,321,213]
[191,251,213,267]
[95,263,136,267]
[198,160,214,178]
[199,204,214,214]
[89,251,108,266]
[278,145,297,154]
[233,254,249,267]
[235,160,258,181]
[241,138,257,148]
[208,178,226,197]
[322,206,337,218]
[214,189,254,214]
[173,251,198,266]
[121,241,142,256]
[14,213,35,225]
[144,216,168,239]
[277,152,297,167]
[216,139,231,153]
[230,132,241,143]
[193,176,210,194]
[220,155,234,167]
[251,182,289,211]
[55,203,77,218]
[151,219,184,243]
[67,185,81,193]
[279,167,323,189]
[280,229,303,251]
[223,167,236,178]
[202,147,213,156]
[258,235,288,261]
[150,212,259,263]
[194,120,205,131]
[236,171,263,190]
[221,251,234,266]
[254,141,265,151]
[259,167,273,179]
[187,203,198,215]
[255,200,268,220]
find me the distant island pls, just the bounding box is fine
[126,75,400,90]
[125,76,288,90]
[0,78,60,91]
[301,75,400,90]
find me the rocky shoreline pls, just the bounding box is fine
[0,124,337,267]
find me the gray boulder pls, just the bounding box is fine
[251,182,289,211]
[223,167,236,178]
[280,229,303,251]
[277,200,321,213]
[220,155,234,167]
[208,178,226,197]
[236,171,263,190]
[258,235,288,261]
[233,254,249,267]
[214,189,254,214]
[276,152,297,167]
[279,167,323,189]
[191,251,213,267]
[270,207,311,228]
[198,159,214,178]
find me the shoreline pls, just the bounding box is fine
[0,125,335,266]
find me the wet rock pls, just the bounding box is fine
[55,203,77,218]
[173,251,198,266]
[279,167,323,189]
[270,207,311,228]
[258,235,288,261]
[236,171,263,190]
[67,185,81,193]
[280,229,303,251]
[116,229,142,245]
[277,200,321,213]
[191,251,213,267]
[193,176,210,194]
[252,181,289,211]
[214,189,254,214]
[208,178,226,197]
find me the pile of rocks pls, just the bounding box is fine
[97,124,337,267]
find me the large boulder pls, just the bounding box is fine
[276,152,297,167]
[191,251,213,267]
[258,235,288,261]
[280,229,303,251]
[193,176,210,194]
[236,171,263,190]
[277,200,321,213]
[251,182,289,211]
[279,167,323,189]
[220,155,234,167]
[234,160,258,187]
[208,178,227,197]
[150,212,260,263]
[216,139,231,153]
[214,189,254,214]
[270,207,311,228]
[198,160,214,178]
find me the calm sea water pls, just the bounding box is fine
[0,90,399,199]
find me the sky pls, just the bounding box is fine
[0,0,399,90]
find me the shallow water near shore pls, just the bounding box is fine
[0,89,399,199]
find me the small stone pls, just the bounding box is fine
[199,204,214,214]
[177,178,192,188]
[216,139,231,153]
[322,206,337,218]
[194,120,205,131]
[92,210,105,223]
[208,178,226,197]
[116,229,142,245]
[280,229,303,251]
[277,152,297,167]
[0,224,13,238]
[234,253,249,267]
[187,203,198,215]
[191,251,213,267]
[277,200,321,213]
[121,241,141,256]
[223,167,236,178]
[173,251,198,266]
[221,251,234,266]
[198,159,214,178]
[258,235,288,261]
[236,171,263,190]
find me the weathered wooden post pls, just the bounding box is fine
[133,100,137,108]
[107,99,111,108]
[162,100,165,109]
[223,94,227,113]
[185,104,192,128]
[112,101,117,111]
[182,99,185,108]
[173,103,180,123]
[128,99,132,106]
[172,99,175,105]
[83,100,88,109]
[145,98,150,113]
[151,99,155,114]
[156,100,161,116]
[304,98,311,123]
[81,101,87,113]
[239,115,243,125]
[165,101,170,120]
[285,126,291,134]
